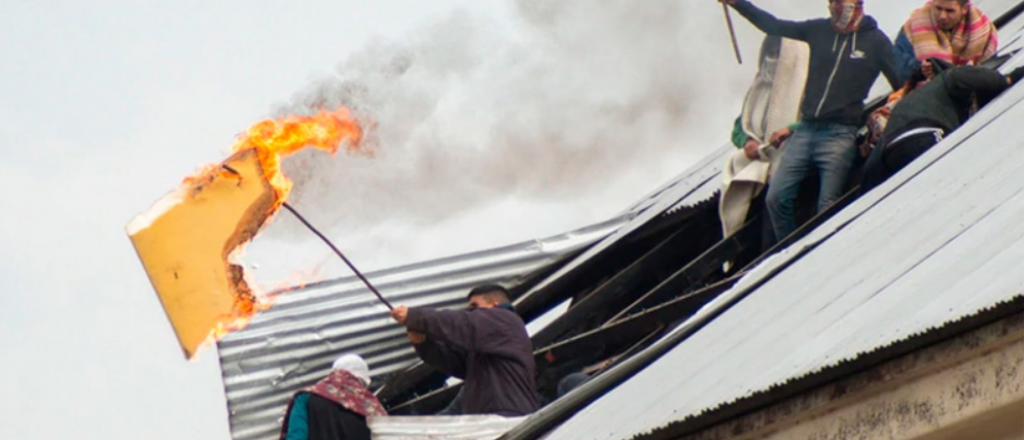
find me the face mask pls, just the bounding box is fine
[830,0,864,34]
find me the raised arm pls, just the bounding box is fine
[723,0,812,41]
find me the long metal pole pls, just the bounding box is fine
[281,202,394,310]
[723,3,743,64]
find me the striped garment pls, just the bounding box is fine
[904,1,997,66]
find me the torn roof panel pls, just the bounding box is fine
[216,215,625,440]
[537,42,1024,440]
[517,146,730,304]
[216,140,733,440]
[216,132,738,440]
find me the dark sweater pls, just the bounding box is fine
[884,67,1010,140]
[731,0,901,126]
[406,305,539,416]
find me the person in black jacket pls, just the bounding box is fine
[720,0,902,242]
[390,284,539,416]
[861,65,1024,191]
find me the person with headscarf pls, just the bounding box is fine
[894,0,997,83]
[279,353,387,440]
[719,0,902,243]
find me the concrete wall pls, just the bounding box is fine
[682,314,1024,440]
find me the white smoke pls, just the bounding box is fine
[249,0,921,279]
[271,1,761,236]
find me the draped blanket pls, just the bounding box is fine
[719,37,809,240]
[904,1,997,66]
[305,370,386,418]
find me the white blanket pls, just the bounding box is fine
[719,37,809,239]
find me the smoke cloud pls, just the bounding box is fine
[269,1,765,238]
[252,0,919,274]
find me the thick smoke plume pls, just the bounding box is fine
[272,0,762,239]
[261,0,918,262]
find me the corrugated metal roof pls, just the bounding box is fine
[516,146,728,304]
[216,3,1024,439]
[536,44,1024,440]
[979,0,1024,19]
[216,216,624,440]
[368,415,525,440]
[216,143,732,440]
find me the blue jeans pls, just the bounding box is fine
[766,121,858,241]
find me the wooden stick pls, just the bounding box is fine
[282,202,394,310]
[723,3,743,64]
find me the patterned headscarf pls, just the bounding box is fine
[831,0,865,34]
[304,369,387,418]
[904,1,997,66]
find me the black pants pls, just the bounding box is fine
[307,394,372,440]
[862,131,941,193]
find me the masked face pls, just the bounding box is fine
[830,0,865,34]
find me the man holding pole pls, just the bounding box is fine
[390,284,539,416]
[719,0,902,242]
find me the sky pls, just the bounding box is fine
[0,1,922,439]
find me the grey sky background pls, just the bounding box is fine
[0,1,919,439]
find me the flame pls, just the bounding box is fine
[193,268,324,357]
[232,107,365,204]
[190,107,365,355]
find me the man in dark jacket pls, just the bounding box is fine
[721,0,902,242]
[862,65,1024,191]
[390,284,539,416]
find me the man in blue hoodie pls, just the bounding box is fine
[720,0,902,242]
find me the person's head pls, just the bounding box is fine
[829,0,865,34]
[466,284,512,310]
[931,0,970,32]
[332,353,372,387]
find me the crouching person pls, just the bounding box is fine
[862,65,1024,191]
[390,284,540,416]
[280,354,387,440]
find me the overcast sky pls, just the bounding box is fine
[0,1,921,439]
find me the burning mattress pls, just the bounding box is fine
[126,109,364,359]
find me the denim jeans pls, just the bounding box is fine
[766,121,858,241]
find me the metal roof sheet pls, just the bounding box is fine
[516,146,729,304]
[368,415,525,440]
[537,46,1024,440]
[216,216,624,440]
[979,0,1024,18]
[216,133,734,440]
[215,3,1024,438]
[216,142,731,440]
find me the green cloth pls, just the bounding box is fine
[731,116,800,148]
[731,117,748,149]
[283,393,311,440]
